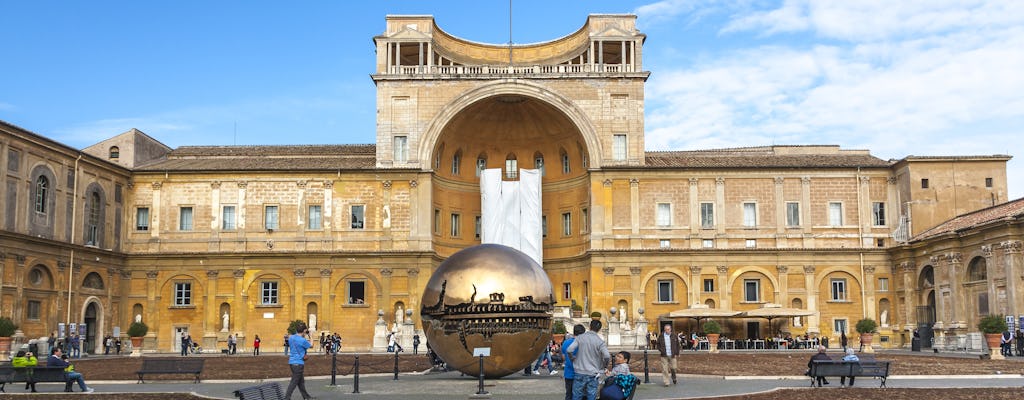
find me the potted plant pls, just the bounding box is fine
[570,303,583,318]
[0,317,17,361]
[703,320,722,353]
[590,311,602,320]
[552,320,567,345]
[128,321,148,357]
[855,318,878,353]
[978,314,1008,360]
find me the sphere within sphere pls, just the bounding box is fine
[420,244,554,378]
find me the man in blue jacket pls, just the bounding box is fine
[284,322,315,400]
[47,347,92,393]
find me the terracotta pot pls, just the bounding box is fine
[985,333,1004,359]
[571,310,582,318]
[0,337,11,361]
[706,333,720,353]
[860,333,874,353]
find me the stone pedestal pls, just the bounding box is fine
[373,314,389,352]
[607,317,621,346]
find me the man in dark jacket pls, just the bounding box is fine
[655,324,680,387]
[47,347,93,392]
[807,345,831,387]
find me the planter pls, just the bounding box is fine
[706,333,720,354]
[0,337,10,361]
[859,333,875,353]
[985,333,1004,360]
[130,337,144,357]
[571,310,583,318]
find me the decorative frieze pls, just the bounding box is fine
[898,261,916,273]
[945,252,963,264]
[998,240,1022,254]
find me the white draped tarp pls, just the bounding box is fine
[480,168,543,265]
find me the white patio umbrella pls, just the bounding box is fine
[740,304,815,334]
[668,305,741,331]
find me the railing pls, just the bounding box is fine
[385,63,635,76]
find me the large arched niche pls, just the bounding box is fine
[427,86,595,258]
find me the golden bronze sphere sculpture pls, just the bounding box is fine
[420,244,554,378]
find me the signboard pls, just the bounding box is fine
[1018,316,1024,332]
[78,323,87,336]
[1006,315,1016,331]
[472,347,491,357]
[113,327,121,337]
[58,323,66,338]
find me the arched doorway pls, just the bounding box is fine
[917,265,937,348]
[83,302,100,354]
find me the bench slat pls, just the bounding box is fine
[136,358,205,384]
[234,382,284,400]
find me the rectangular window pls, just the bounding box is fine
[745,239,756,248]
[505,158,518,179]
[475,216,481,239]
[351,205,365,229]
[921,178,929,189]
[136,207,150,231]
[450,213,461,237]
[872,202,886,226]
[434,209,441,234]
[27,300,41,320]
[786,202,800,227]
[612,134,627,161]
[535,156,545,176]
[476,158,486,177]
[877,278,889,292]
[264,205,279,230]
[179,207,193,231]
[828,202,843,226]
[979,292,989,315]
[348,281,366,304]
[174,282,192,306]
[702,239,714,248]
[561,212,572,237]
[985,177,993,188]
[581,208,589,233]
[659,239,670,249]
[393,135,408,162]
[831,278,847,301]
[657,280,673,302]
[743,202,757,227]
[700,203,714,228]
[562,154,571,174]
[222,205,236,230]
[656,203,671,227]
[744,279,760,302]
[563,283,571,300]
[308,205,322,229]
[703,279,714,293]
[261,281,279,305]
[451,154,461,175]
[542,215,548,237]
[834,319,848,334]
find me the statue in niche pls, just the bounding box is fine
[135,314,142,324]
[382,205,391,229]
[309,313,317,332]
[395,306,404,325]
[222,312,230,332]
[880,310,889,327]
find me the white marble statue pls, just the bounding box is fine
[135,314,142,323]
[395,306,404,325]
[222,312,229,331]
[880,310,889,327]
[382,205,392,229]
[309,313,317,332]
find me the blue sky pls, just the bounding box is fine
[3,1,1023,198]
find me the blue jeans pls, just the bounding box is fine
[571,374,598,400]
[533,351,553,372]
[68,371,88,391]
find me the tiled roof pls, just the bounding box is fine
[136,144,377,171]
[645,147,890,168]
[911,198,1024,242]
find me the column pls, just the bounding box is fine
[145,271,158,348]
[930,255,949,331]
[804,266,819,334]
[863,266,877,324]
[233,269,247,343]
[236,182,248,230]
[715,178,725,237]
[319,268,332,332]
[150,182,162,237]
[323,180,334,232]
[204,270,219,348]
[629,178,640,248]
[630,266,643,318]
[689,266,702,306]
[859,176,871,246]
[944,253,965,328]
[294,269,306,323]
[407,268,421,328]
[774,177,785,235]
[998,241,1023,318]
[717,266,729,308]
[899,262,917,332]
[776,265,788,304]
[382,181,393,250]
[602,179,614,248]
[210,181,221,231]
[800,177,812,245]
[688,178,699,247]
[296,180,307,235]
[380,268,393,325]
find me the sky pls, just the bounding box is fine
[2,1,1023,198]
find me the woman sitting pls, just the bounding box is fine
[840,348,859,388]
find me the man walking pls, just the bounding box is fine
[656,323,680,387]
[566,320,610,400]
[284,322,316,400]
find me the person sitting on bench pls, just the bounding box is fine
[47,347,93,393]
[806,346,830,387]
[839,348,859,388]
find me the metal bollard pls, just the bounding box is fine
[476,354,488,395]
[353,355,361,394]
[643,348,650,384]
[330,351,337,386]
[393,350,400,380]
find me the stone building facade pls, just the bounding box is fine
[0,14,1015,353]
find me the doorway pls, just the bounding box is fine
[172,326,189,353]
[83,302,99,354]
[746,321,760,339]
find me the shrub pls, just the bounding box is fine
[703,320,722,335]
[127,321,148,337]
[590,311,602,318]
[570,303,583,311]
[978,314,1008,334]
[287,319,306,335]
[552,320,567,334]
[855,318,878,334]
[0,317,17,337]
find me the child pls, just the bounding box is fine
[606,351,631,376]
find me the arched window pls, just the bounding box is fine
[109,146,120,159]
[476,153,487,177]
[83,272,104,290]
[534,152,545,176]
[561,149,571,174]
[967,257,987,282]
[451,150,462,175]
[505,153,518,179]
[34,176,48,213]
[86,191,101,246]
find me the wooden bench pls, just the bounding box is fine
[233,382,284,400]
[136,358,205,383]
[0,365,73,392]
[809,359,891,388]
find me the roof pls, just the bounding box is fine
[911,197,1024,242]
[645,146,890,169]
[136,144,377,171]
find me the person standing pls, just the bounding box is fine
[840,331,848,352]
[115,338,122,355]
[253,335,262,356]
[560,325,582,400]
[284,322,316,400]
[656,323,680,387]
[283,334,290,356]
[70,333,81,358]
[413,334,421,355]
[1001,328,1014,357]
[180,333,190,356]
[228,334,237,355]
[566,320,610,400]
